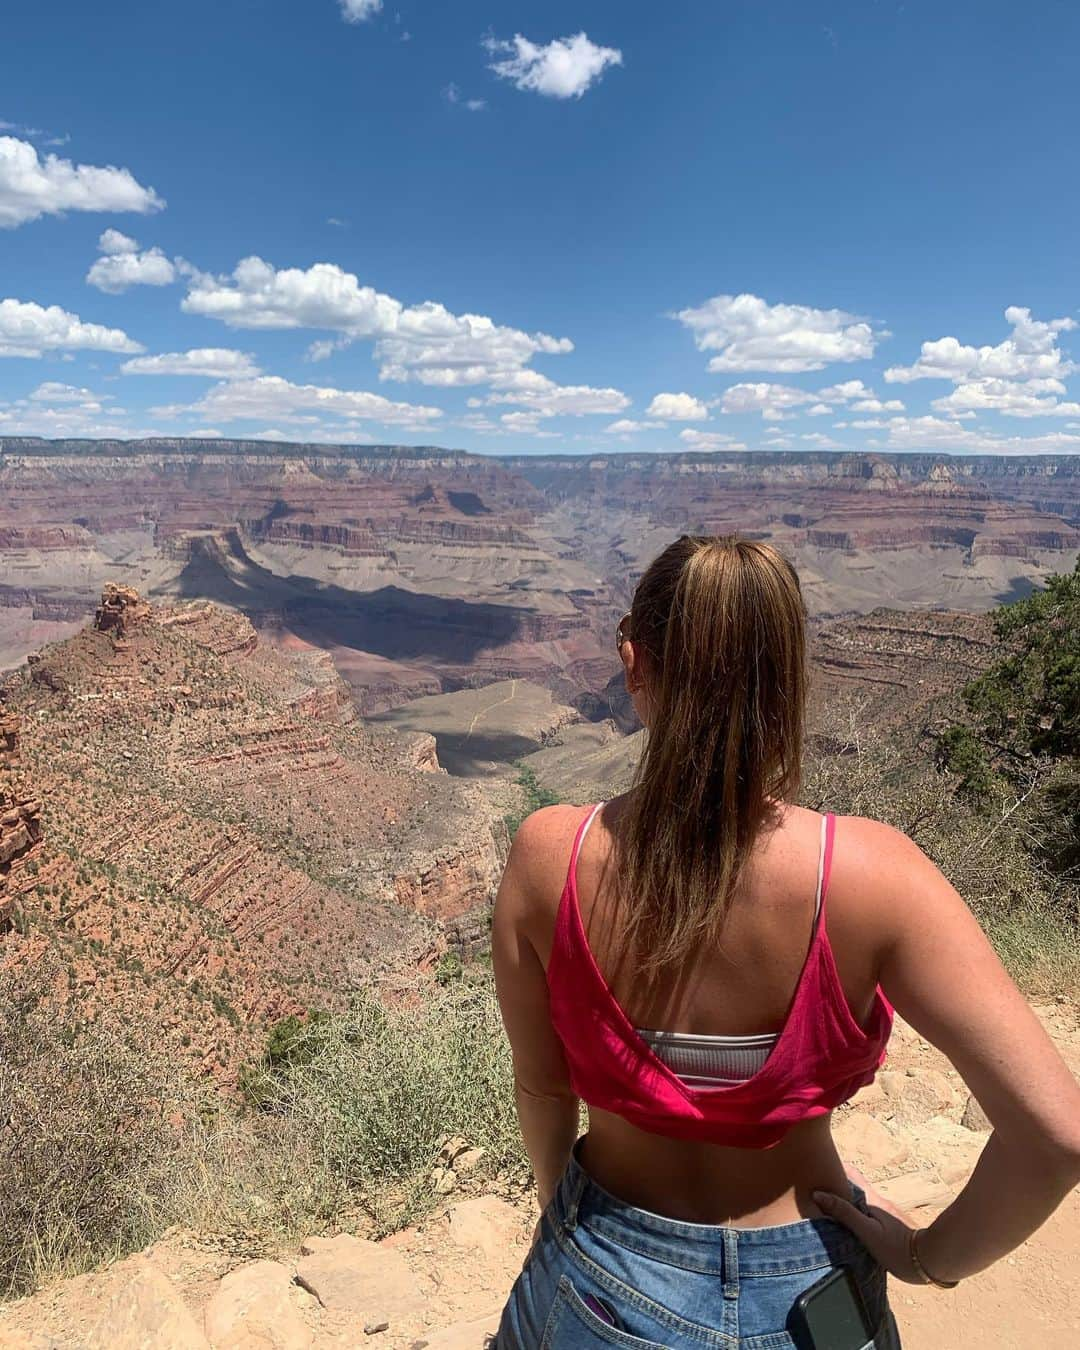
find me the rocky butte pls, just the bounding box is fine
[0,585,508,1077]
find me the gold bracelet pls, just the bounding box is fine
[909,1227,959,1289]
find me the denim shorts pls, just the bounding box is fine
[496,1150,901,1349]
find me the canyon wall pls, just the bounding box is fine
[1,440,1077,715]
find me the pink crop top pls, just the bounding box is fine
[546,805,894,1149]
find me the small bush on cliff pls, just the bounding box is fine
[242,978,523,1231]
[504,765,561,838]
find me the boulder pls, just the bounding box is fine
[833,1112,910,1174]
[446,1197,527,1264]
[203,1259,312,1350]
[877,1172,953,1213]
[879,1068,958,1124]
[294,1234,422,1327]
[412,1309,502,1348]
[452,1148,486,1175]
[86,1258,211,1350]
[961,1094,992,1132]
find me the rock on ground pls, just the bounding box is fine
[294,1233,426,1328]
[203,1260,312,1350]
[85,1258,211,1350]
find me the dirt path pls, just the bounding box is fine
[464,679,519,739]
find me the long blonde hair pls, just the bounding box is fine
[617,535,807,974]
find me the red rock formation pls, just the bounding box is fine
[0,710,43,931]
[94,584,152,638]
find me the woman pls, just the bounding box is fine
[492,536,1080,1349]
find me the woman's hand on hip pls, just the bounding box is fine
[813,1168,927,1285]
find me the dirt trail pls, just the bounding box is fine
[1,1004,1077,1349]
[465,679,519,739]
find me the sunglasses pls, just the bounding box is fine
[615,611,632,651]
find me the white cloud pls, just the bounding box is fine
[719,382,818,421]
[679,429,744,452]
[121,348,261,378]
[882,413,1080,455]
[931,377,1080,420]
[646,391,710,421]
[0,382,130,436]
[176,375,443,428]
[605,418,660,435]
[885,307,1076,385]
[471,370,629,417]
[806,403,833,416]
[444,84,487,112]
[0,135,164,228]
[29,381,105,405]
[340,0,382,22]
[676,293,881,373]
[484,32,623,100]
[499,411,560,437]
[848,418,888,429]
[850,397,904,412]
[801,432,842,448]
[377,306,573,386]
[87,230,176,293]
[0,298,142,358]
[99,228,138,255]
[816,379,872,402]
[183,257,402,333]
[182,256,573,390]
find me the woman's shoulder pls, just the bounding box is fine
[509,802,596,872]
[830,812,930,870]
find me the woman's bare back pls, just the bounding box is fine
[524,797,886,1224]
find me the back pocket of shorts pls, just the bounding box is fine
[540,1275,671,1348]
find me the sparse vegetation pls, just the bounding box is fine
[503,765,561,838]
[805,702,1079,993]
[242,980,524,1232]
[0,962,346,1300]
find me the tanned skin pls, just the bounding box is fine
[492,637,1080,1286]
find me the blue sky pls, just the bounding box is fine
[2,0,1079,455]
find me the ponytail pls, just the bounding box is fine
[616,536,807,974]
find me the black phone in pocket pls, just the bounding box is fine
[790,1265,877,1350]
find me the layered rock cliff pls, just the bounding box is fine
[0,588,510,1077]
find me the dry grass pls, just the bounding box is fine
[803,708,1080,996]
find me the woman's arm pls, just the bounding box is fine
[818,818,1080,1283]
[492,809,581,1210]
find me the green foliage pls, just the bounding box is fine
[964,559,1080,763]
[503,765,562,838]
[943,559,1080,876]
[935,725,994,802]
[434,950,464,986]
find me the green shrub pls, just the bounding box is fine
[242,981,524,1231]
[504,766,562,838]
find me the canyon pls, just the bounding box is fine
[3,437,1070,1076]
[1,439,1078,722]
